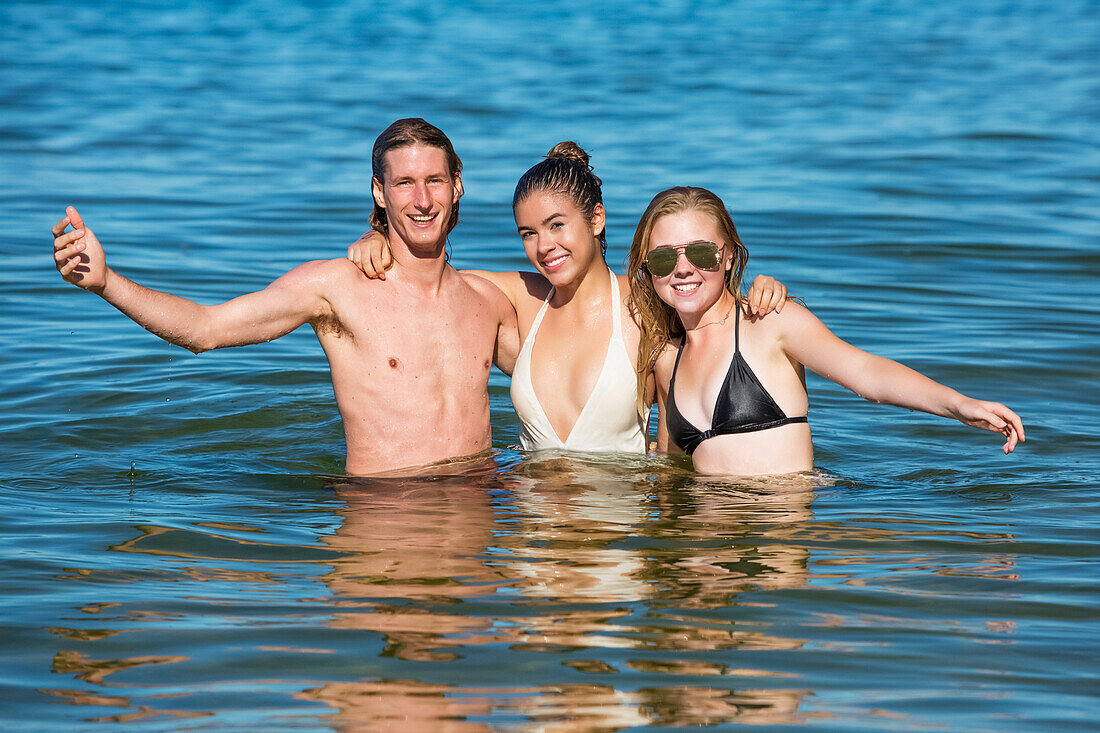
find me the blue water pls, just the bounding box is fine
[2,1,1099,729]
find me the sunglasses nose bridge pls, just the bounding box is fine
[671,247,694,273]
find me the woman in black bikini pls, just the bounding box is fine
[627,186,1024,476]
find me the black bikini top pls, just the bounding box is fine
[666,309,808,456]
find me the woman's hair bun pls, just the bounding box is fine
[546,141,590,168]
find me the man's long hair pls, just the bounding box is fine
[370,118,463,236]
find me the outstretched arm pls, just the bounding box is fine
[53,207,331,353]
[779,303,1025,453]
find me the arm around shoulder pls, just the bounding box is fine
[461,270,520,376]
[652,342,682,455]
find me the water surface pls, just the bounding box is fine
[2,1,1098,729]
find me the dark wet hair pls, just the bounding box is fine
[512,141,607,255]
[370,118,463,236]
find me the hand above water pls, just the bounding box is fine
[347,229,392,280]
[52,206,108,293]
[953,398,1025,454]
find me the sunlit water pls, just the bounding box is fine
[2,1,1098,730]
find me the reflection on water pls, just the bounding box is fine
[300,680,810,732]
[307,459,821,728]
[30,459,839,727]
[322,472,509,663]
[21,454,1047,728]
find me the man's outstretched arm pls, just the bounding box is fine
[53,206,331,353]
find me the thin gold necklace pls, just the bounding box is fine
[694,299,737,331]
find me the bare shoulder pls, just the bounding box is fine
[458,269,514,312]
[615,272,638,320]
[747,299,819,333]
[517,270,553,302]
[774,299,814,321]
[275,257,364,289]
[746,299,837,355]
[266,259,376,324]
[463,269,551,309]
[460,269,522,300]
[652,339,680,386]
[614,273,632,302]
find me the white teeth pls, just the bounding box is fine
[672,283,700,292]
[545,255,568,267]
[410,214,435,222]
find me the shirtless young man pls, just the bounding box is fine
[51,118,519,476]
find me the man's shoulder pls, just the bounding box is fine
[290,257,362,278]
[276,258,372,292]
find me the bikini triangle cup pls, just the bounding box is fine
[666,309,807,455]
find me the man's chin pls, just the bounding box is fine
[397,231,448,255]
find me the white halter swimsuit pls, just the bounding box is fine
[510,270,646,453]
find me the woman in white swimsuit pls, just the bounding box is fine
[349,143,787,452]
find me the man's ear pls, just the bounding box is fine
[372,176,385,208]
[452,171,463,203]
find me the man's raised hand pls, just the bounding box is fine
[53,206,107,293]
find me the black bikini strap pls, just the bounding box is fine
[671,339,686,377]
[733,299,741,353]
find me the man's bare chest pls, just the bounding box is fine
[320,288,497,377]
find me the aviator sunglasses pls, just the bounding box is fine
[644,241,722,278]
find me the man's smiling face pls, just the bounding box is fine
[372,144,462,253]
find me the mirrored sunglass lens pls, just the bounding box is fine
[685,243,720,269]
[646,249,677,276]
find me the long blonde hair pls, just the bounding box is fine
[627,187,750,415]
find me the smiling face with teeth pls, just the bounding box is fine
[646,209,735,323]
[513,191,606,289]
[371,144,462,255]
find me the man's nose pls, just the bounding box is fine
[414,183,432,209]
